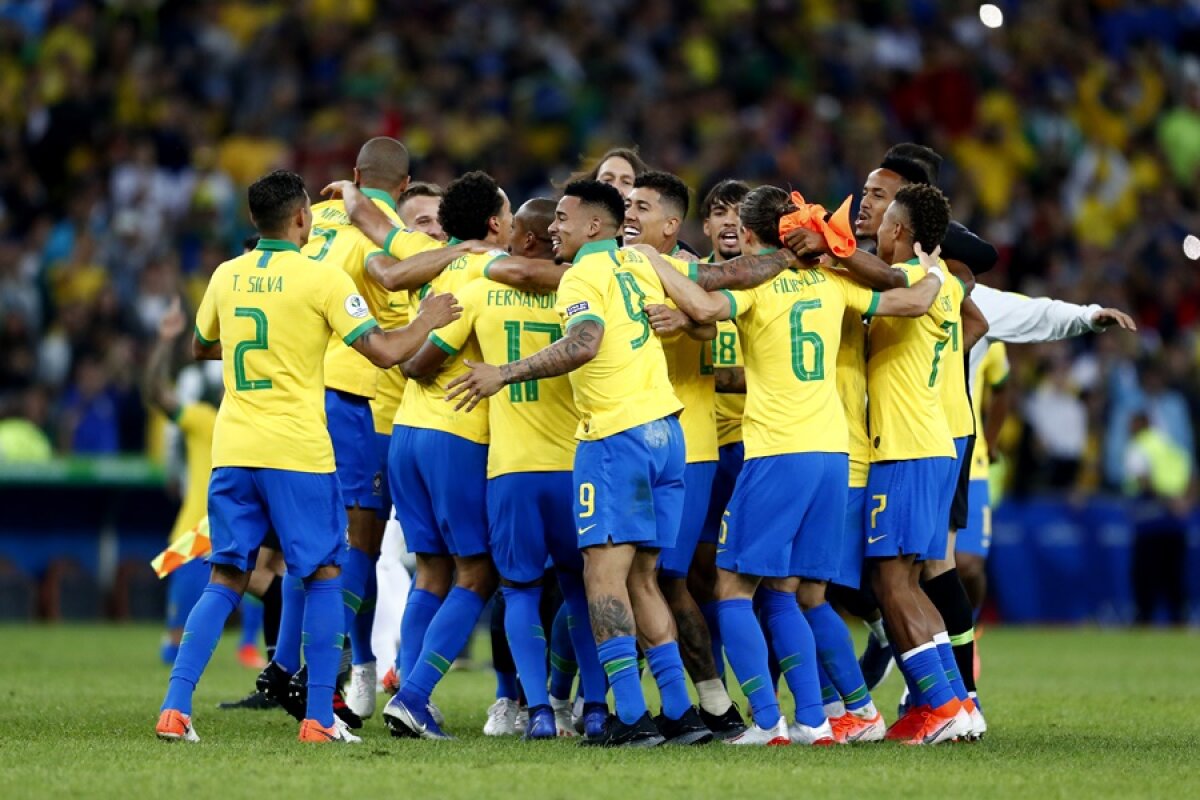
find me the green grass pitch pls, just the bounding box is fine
[0,624,1197,799]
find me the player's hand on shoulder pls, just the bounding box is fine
[783,227,827,260]
[445,359,503,412]
[462,239,494,254]
[1092,307,1137,331]
[913,241,942,271]
[321,180,355,199]
[646,303,691,336]
[417,291,463,328]
[159,296,186,340]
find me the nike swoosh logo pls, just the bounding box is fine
[922,719,954,744]
[867,535,887,544]
[578,524,597,536]
[716,548,727,554]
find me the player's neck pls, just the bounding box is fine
[657,239,679,256]
[358,185,399,210]
[258,229,305,249]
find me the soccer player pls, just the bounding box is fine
[568,147,649,199]
[623,170,744,737]
[402,197,609,740]
[154,169,460,744]
[640,186,943,746]
[397,182,447,241]
[446,180,711,747]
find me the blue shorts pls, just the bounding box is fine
[325,390,383,511]
[166,558,208,628]
[701,442,744,544]
[864,457,954,561]
[573,416,686,550]
[955,479,992,557]
[389,425,488,557]
[660,461,719,578]
[927,438,970,561]
[489,471,582,583]
[831,487,867,589]
[208,467,347,579]
[373,432,391,520]
[718,452,847,580]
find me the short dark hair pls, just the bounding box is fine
[355,137,410,189]
[883,143,943,183]
[241,234,260,251]
[438,171,503,241]
[738,186,796,248]
[563,180,625,230]
[398,181,444,205]
[514,197,557,236]
[633,170,690,219]
[700,179,750,218]
[247,170,308,234]
[893,184,951,252]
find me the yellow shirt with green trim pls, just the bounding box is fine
[305,190,402,399]
[658,253,717,464]
[712,320,745,447]
[432,277,579,477]
[396,244,510,444]
[168,401,216,544]
[836,298,871,488]
[555,240,682,441]
[866,259,965,462]
[723,264,880,459]
[195,239,378,472]
[936,278,973,441]
[970,341,1009,479]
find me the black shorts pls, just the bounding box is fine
[950,435,976,531]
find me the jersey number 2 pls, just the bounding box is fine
[233,307,272,391]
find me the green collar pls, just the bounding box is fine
[448,237,464,246]
[703,253,716,263]
[668,242,681,256]
[904,256,920,266]
[574,238,619,263]
[360,187,397,212]
[257,239,301,253]
[756,247,778,255]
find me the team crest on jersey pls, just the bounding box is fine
[345,294,369,318]
[565,301,589,316]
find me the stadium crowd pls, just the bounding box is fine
[2,0,1198,492]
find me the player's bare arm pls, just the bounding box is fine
[365,242,485,292]
[645,304,717,341]
[691,249,798,291]
[323,181,396,248]
[444,319,603,412]
[715,366,746,394]
[784,227,908,291]
[352,291,461,369]
[486,257,568,293]
[962,297,990,350]
[142,296,185,417]
[632,246,731,324]
[870,242,946,318]
[400,338,450,383]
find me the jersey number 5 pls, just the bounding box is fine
[789,300,825,381]
[504,320,563,402]
[233,307,272,391]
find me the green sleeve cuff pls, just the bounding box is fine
[565,313,605,329]
[343,318,378,346]
[688,262,699,282]
[718,289,738,319]
[170,406,185,424]
[429,332,460,356]
[955,275,968,294]
[992,374,1010,389]
[194,326,216,346]
[383,227,400,256]
[365,249,387,268]
[483,252,509,279]
[864,291,881,319]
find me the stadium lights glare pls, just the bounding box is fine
[980,3,1004,28]
[1184,234,1200,261]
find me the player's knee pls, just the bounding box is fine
[210,563,250,593]
[306,563,341,583]
[455,556,498,595]
[795,579,827,610]
[414,554,454,595]
[500,576,543,590]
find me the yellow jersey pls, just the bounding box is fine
[434,278,579,477]
[970,341,1010,479]
[555,240,682,440]
[659,255,717,464]
[305,190,402,399]
[195,239,378,472]
[399,245,510,443]
[370,290,411,434]
[723,266,879,460]
[168,402,216,544]
[711,320,745,447]
[837,305,871,488]
[866,260,966,462]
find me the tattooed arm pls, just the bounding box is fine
[715,366,746,394]
[351,292,461,368]
[691,249,800,291]
[445,319,603,412]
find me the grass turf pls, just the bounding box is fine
[0,624,1197,799]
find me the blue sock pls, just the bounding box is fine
[817,662,841,711]
[401,586,486,704]
[495,670,519,700]
[548,603,577,701]
[717,598,780,730]
[340,547,372,662]
[755,596,782,692]
[274,574,305,673]
[239,594,263,648]
[559,572,607,705]
[596,635,645,724]
[700,600,725,680]
[805,602,871,711]
[162,583,240,715]
[646,641,691,721]
[934,632,969,702]
[351,556,377,666]
[398,587,443,680]
[760,588,824,728]
[896,648,924,707]
[900,643,956,710]
[301,576,344,727]
[502,585,549,708]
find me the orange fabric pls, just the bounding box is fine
[151,518,212,578]
[777,191,857,257]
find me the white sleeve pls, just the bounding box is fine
[1125,446,1150,481]
[973,284,1103,344]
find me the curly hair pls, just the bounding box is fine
[738,185,796,248]
[893,183,951,252]
[563,179,625,231]
[700,179,750,219]
[247,170,307,234]
[438,171,503,241]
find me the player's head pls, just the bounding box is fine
[354,137,411,197]
[511,197,557,260]
[884,143,942,182]
[439,171,512,248]
[701,179,749,261]
[737,185,796,252]
[241,234,260,253]
[858,144,940,240]
[624,170,689,252]
[247,170,311,243]
[573,147,648,198]
[397,182,446,241]
[877,183,951,264]
[550,180,625,262]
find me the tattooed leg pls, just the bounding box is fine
[581,542,638,644]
